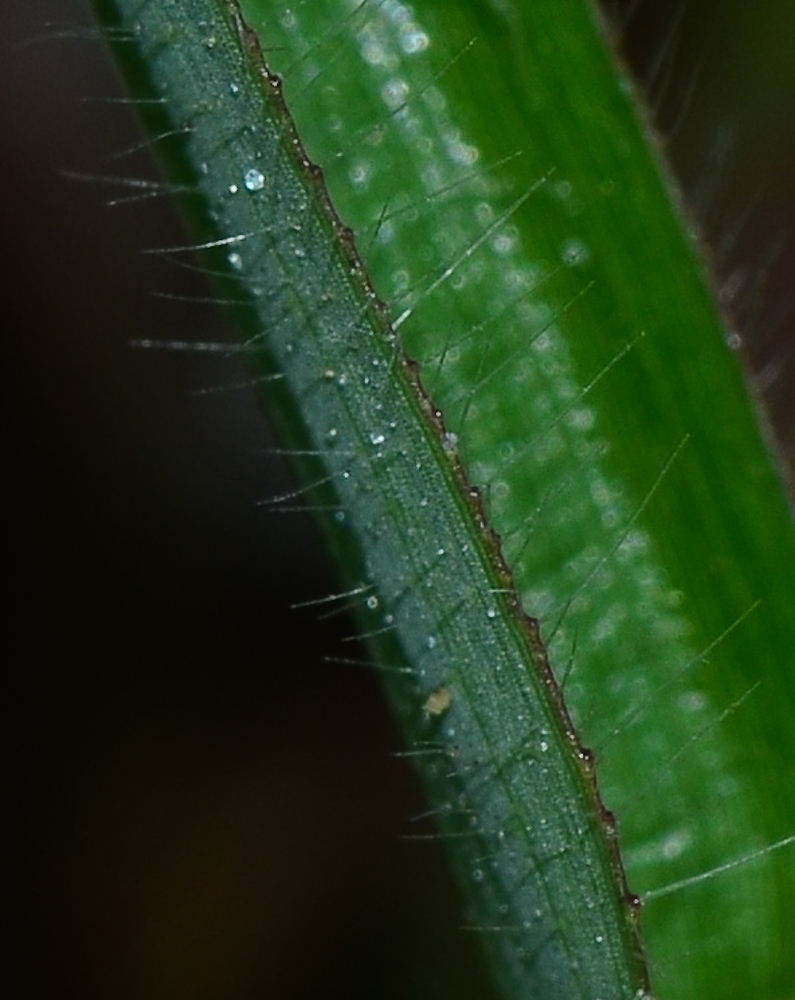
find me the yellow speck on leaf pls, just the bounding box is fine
[424,687,452,716]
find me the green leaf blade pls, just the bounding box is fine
[92,0,795,997]
[92,0,654,997]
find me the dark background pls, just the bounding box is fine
[5,1,793,998]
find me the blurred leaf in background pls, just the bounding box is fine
[607,0,795,473]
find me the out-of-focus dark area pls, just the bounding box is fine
[6,1,793,998]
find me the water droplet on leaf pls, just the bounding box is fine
[244,168,265,192]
